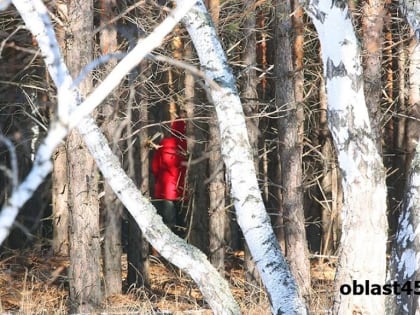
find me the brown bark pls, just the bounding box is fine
[128,59,150,289]
[275,0,311,301]
[51,1,69,257]
[241,0,261,284]
[99,0,122,296]
[184,41,209,251]
[65,0,102,312]
[362,0,385,152]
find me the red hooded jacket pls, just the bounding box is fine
[151,120,187,200]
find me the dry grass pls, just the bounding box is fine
[0,249,333,314]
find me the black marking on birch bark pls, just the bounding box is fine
[326,58,347,79]
[331,0,347,10]
[307,3,326,24]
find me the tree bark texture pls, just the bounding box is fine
[180,1,308,313]
[389,5,420,312]
[303,1,388,314]
[51,143,69,256]
[362,0,385,152]
[65,0,102,312]
[205,0,226,275]
[275,0,311,301]
[99,0,123,297]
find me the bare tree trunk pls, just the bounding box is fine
[205,0,226,275]
[241,0,262,285]
[51,144,68,256]
[65,0,102,312]
[362,0,385,152]
[99,0,122,296]
[208,121,226,273]
[303,2,388,314]
[275,0,311,301]
[128,59,150,289]
[183,29,209,254]
[51,1,68,257]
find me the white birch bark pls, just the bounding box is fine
[2,1,240,313]
[302,1,388,314]
[399,0,420,41]
[388,3,420,313]
[179,1,308,313]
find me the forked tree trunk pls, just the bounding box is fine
[179,0,307,313]
[65,0,102,312]
[275,0,311,301]
[303,1,388,314]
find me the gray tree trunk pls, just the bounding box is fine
[99,0,122,296]
[275,0,311,301]
[65,0,102,312]
[51,1,69,257]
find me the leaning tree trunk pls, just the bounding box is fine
[303,1,388,314]
[275,0,311,301]
[179,0,308,313]
[65,0,102,312]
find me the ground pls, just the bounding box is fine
[0,249,334,314]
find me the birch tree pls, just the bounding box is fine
[389,1,420,313]
[302,1,388,314]
[179,0,307,313]
[2,1,240,313]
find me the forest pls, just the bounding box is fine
[0,0,420,314]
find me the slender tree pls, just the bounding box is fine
[205,0,226,274]
[241,0,262,284]
[362,0,385,152]
[51,1,69,256]
[65,0,102,312]
[99,0,123,296]
[275,0,311,300]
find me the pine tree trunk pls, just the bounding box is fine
[51,143,69,256]
[51,1,69,257]
[241,0,262,285]
[275,0,311,301]
[204,0,226,275]
[99,0,122,296]
[303,2,388,313]
[65,0,102,312]
[128,58,150,289]
[362,0,385,152]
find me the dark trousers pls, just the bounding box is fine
[153,200,186,238]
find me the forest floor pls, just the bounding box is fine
[0,248,335,314]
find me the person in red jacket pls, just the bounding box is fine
[151,118,187,236]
